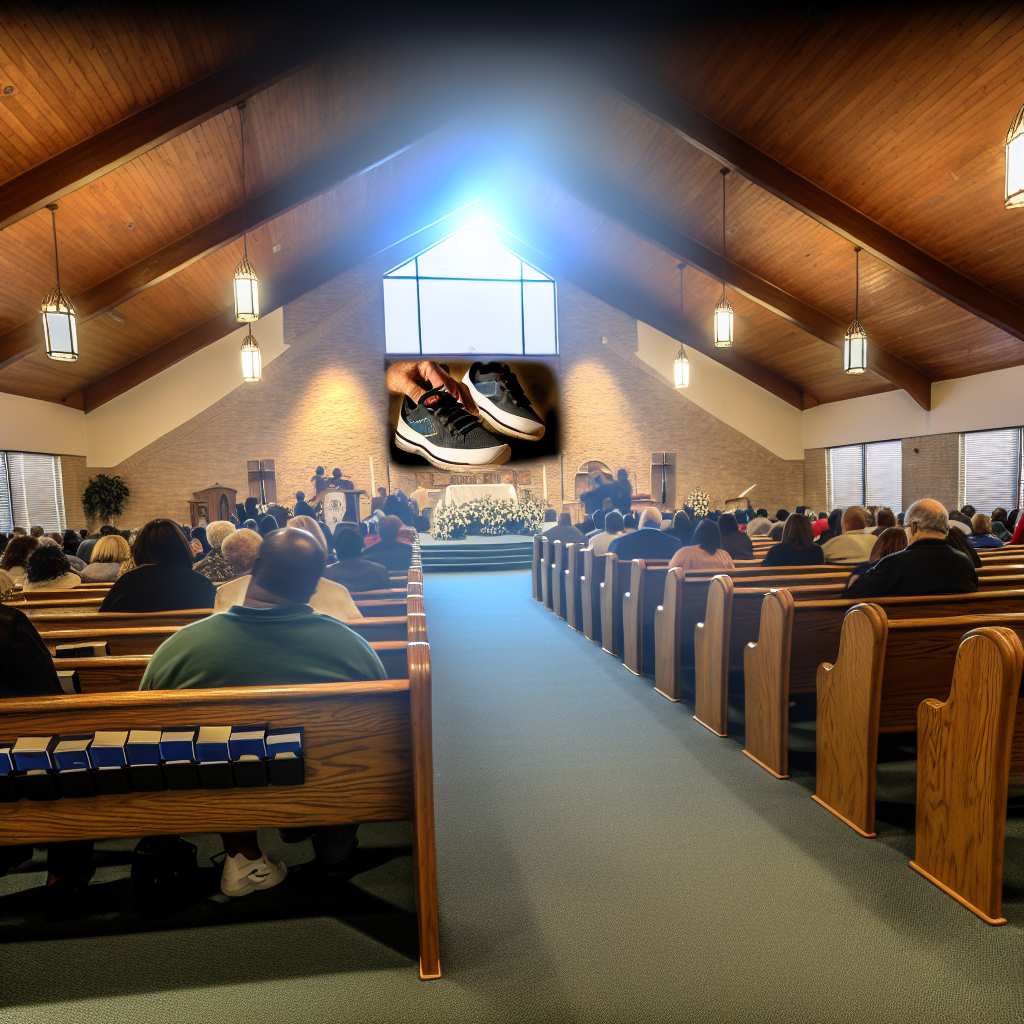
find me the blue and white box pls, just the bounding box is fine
[196,726,232,763]
[89,731,129,768]
[12,736,58,772]
[229,726,267,760]
[159,729,197,763]
[266,731,303,758]
[126,730,162,765]
[0,747,14,775]
[53,736,93,772]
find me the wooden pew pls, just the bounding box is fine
[563,543,584,632]
[694,579,1024,742]
[813,607,1024,838]
[621,560,670,676]
[540,537,554,610]
[910,626,1023,925]
[0,643,440,978]
[743,589,1024,779]
[598,554,627,657]
[581,548,609,646]
[550,540,568,620]
[532,535,544,601]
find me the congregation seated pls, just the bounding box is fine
[78,524,116,564]
[667,519,734,571]
[0,568,14,598]
[968,513,1004,549]
[383,493,415,527]
[947,509,972,535]
[869,507,896,534]
[137,527,389,897]
[100,520,216,612]
[843,499,978,598]
[586,510,625,556]
[760,512,824,567]
[192,521,237,582]
[944,524,982,567]
[293,490,316,518]
[745,508,772,536]
[362,515,414,571]
[820,506,877,565]
[586,509,607,540]
[842,526,908,593]
[258,514,279,537]
[1011,510,1024,545]
[667,510,694,545]
[717,513,753,560]
[814,509,842,545]
[1,534,39,583]
[990,508,1011,541]
[580,516,594,535]
[217,524,361,620]
[220,526,262,577]
[622,511,638,532]
[324,526,390,592]
[371,486,388,513]
[78,534,131,582]
[23,538,81,591]
[189,525,211,563]
[609,507,681,560]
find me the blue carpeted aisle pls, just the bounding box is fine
[0,570,1020,1023]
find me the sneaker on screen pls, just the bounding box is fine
[395,386,511,471]
[462,362,545,441]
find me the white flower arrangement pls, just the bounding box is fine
[430,496,544,541]
[686,488,710,517]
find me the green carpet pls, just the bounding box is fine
[0,570,1020,1022]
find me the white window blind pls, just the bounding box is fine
[962,427,1023,513]
[0,453,12,533]
[828,445,865,509]
[864,440,903,511]
[6,452,66,532]
[827,440,903,511]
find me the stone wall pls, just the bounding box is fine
[902,434,960,511]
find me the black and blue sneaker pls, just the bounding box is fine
[395,386,511,470]
[462,362,545,441]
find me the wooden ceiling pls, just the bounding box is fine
[0,2,1020,414]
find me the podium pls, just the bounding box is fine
[188,485,238,527]
[311,487,367,530]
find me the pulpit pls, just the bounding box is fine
[311,487,367,530]
[188,485,238,528]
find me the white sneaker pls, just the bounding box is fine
[220,851,288,897]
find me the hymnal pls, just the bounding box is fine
[126,730,162,765]
[229,726,267,760]
[89,731,129,768]
[0,747,13,775]
[196,726,232,763]
[54,642,110,658]
[56,670,81,694]
[266,731,303,757]
[12,736,57,772]
[54,736,93,772]
[159,730,197,763]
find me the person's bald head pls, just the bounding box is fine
[378,515,403,543]
[906,499,948,540]
[250,527,325,603]
[841,506,868,532]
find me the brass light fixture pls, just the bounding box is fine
[41,203,78,361]
[233,100,260,322]
[1006,102,1024,209]
[713,168,734,347]
[844,246,868,375]
[674,264,689,388]
[240,332,262,382]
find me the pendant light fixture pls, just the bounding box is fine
[1005,102,1024,209]
[41,203,78,361]
[713,168,734,347]
[674,264,689,388]
[233,100,260,322]
[240,331,262,382]
[843,246,868,375]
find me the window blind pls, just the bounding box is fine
[0,453,12,533]
[828,445,864,509]
[962,427,1022,514]
[7,452,66,532]
[864,440,903,511]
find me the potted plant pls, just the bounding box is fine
[82,474,130,527]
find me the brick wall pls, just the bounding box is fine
[903,434,960,511]
[803,448,827,512]
[67,262,806,527]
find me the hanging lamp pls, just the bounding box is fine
[233,101,260,322]
[843,246,868,374]
[713,168,733,347]
[674,264,689,388]
[1006,102,1024,209]
[41,203,78,361]
[240,332,262,382]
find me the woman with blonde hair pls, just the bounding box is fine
[78,534,132,582]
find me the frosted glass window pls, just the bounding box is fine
[523,281,557,355]
[828,440,904,512]
[0,453,12,533]
[828,445,865,510]
[962,427,1023,513]
[383,226,557,354]
[5,451,66,532]
[419,280,522,354]
[382,278,421,354]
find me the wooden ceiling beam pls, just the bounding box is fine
[0,96,471,373]
[0,29,342,231]
[71,194,484,413]
[531,152,933,410]
[490,207,811,409]
[599,64,1024,344]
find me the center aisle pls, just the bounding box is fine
[423,570,1021,1023]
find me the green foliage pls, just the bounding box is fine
[82,474,130,524]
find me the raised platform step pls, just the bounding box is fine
[423,560,531,573]
[417,535,535,572]
[421,550,529,563]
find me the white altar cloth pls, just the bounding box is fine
[442,483,518,506]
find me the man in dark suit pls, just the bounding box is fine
[844,499,978,598]
[293,491,316,518]
[362,515,413,572]
[607,508,681,560]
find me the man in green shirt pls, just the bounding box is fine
[142,528,387,897]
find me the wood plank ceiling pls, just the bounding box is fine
[0,2,1020,413]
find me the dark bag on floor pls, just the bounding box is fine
[131,835,198,909]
